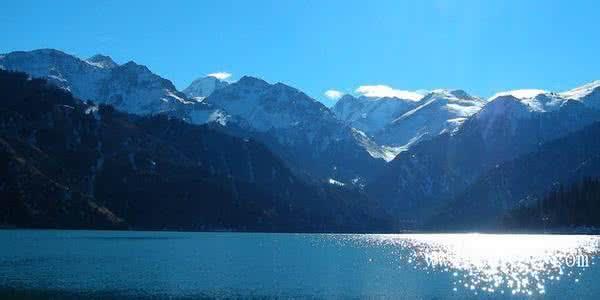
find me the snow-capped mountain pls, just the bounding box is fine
[471,95,534,139]
[0,49,218,120]
[488,89,568,112]
[472,83,600,138]
[485,81,600,113]
[333,82,599,162]
[6,48,600,189]
[561,80,600,109]
[207,76,336,130]
[462,81,600,159]
[374,89,485,154]
[368,80,600,223]
[204,76,386,181]
[332,94,418,135]
[183,75,229,101]
[0,49,385,182]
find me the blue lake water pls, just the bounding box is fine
[1,230,600,299]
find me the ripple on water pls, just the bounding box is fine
[336,233,600,296]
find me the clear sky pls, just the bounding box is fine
[1,0,599,105]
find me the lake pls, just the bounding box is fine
[1,230,600,299]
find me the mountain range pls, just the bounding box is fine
[2,48,600,231]
[369,87,600,226]
[0,70,389,231]
[0,49,385,184]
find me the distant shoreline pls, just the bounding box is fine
[1,226,599,235]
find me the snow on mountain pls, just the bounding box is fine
[489,89,569,113]
[332,94,417,135]
[369,84,600,223]
[335,81,599,162]
[485,80,600,113]
[0,50,176,112]
[86,54,118,69]
[489,89,547,100]
[374,89,485,155]
[475,95,532,120]
[332,88,485,160]
[182,103,228,125]
[1,49,107,99]
[561,80,600,100]
[99,60,194,114]
[471,95,535,140]
[561,80,600,109]
[0,49,222,124]
[478,80,600,122]
[351,128,399,162]
[328,178,346,186]
[206,76,336,131]
[0,49,385,182]
[205,76,386,180]
[5,48,598,182]
[460,80,600,144]
[183,75,229,100]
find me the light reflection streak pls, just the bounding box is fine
[347,234,600,296]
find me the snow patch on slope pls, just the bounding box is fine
[183,76,229,99]
[490,89,547,101]
[561,80,600,100]
[351,128,397,161]
[328,178,346,186]
[332,94,417,135]
[375,90,484,148]
[490,90,567,113]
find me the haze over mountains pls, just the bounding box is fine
[2,48,600,231]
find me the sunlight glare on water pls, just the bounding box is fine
[344,234,600,296]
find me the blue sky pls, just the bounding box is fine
[1,0,599,105]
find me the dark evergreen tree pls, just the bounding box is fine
[503,178,600,230]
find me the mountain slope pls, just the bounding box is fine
[0,136,125,229]
[183,75,229,100]
[204,76,386,182]
[561,80,600,108]
[332,94,417,136]
[374,90,485,151]
[429,121,600,230]
[503,178,600,230]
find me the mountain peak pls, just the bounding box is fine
[422,89,478,101]
[475,94,532,121]
[86,54,118,68]
[489,89,547,101]
[119,61,153,73]
[183,75,229,98]
[30,48,70,56]
[488,94,521,103]
[237,75,269,87]
[271,81,303,93]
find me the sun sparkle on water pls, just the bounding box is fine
[343,234,600,296]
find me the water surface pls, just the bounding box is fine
[1,230,599,298]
